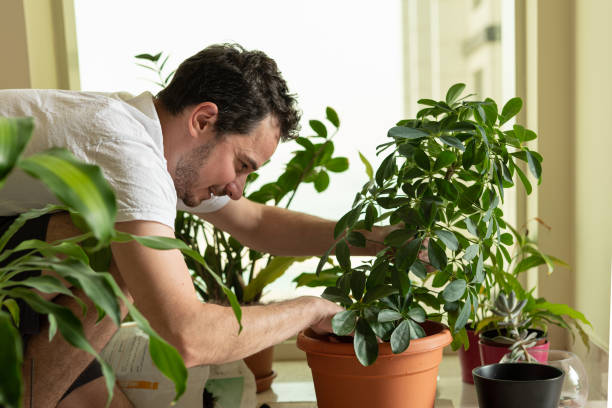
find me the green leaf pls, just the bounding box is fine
[6,275,73,298]
[515,254,546,273]
[439,136,466,151]
[433,151,457,171]
[514,164,532,194]
[364,204,377,231]
[350,270,366,301]
[408,305,426,323]
[414,149,431,171]
[332,310,357,336]
[335,239,351,271]
[0,205,64,253]
[395,238,422,270]
[390,319,412,353]
[442,279,467,302]
[536,302,592,327]
[500,97,523,125]
[20,149,117,246]
[325,157,349,173]
[362,285,398,303]
[525,150,542,181]
[446,83,466,105]
[0,311,23,408]
[243,256,309,303]
[358,151,374,180]
[313,171,330,192]
[408,319,426,338]
[454,297,472,332]
[8,288,118,406]
[427,239,448,270]
[23,259,121,325]
[434,230,459,251]
[326,107,340,128]
[463,244,479,261]
[387,126,428,140]
[384,229,414,247]
[347,231,366,248]
[309,120,327,137]
[378,309,403,323]
[134,52,161,62]
[295,137,315,152]
[0,116,33,187]
[354,318,378,366]
[322,287,352,305]
[2,299,20,328]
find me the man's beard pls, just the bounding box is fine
[174,141,215,207]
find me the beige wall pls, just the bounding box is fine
[517,0,611,352]
[0,0,79,90]
[574,0,612,350]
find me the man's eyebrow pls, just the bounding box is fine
[245,156,259,171]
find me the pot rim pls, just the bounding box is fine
[297,320,452,357]
[472,362,564,383]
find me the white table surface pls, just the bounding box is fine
[256,355,608,408]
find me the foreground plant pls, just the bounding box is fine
[0,117,240,407]
[309,84,544,366]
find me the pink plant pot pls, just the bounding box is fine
[478,338,550,365]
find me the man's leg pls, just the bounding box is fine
[21,213,133,408]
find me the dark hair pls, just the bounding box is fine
[157,44,300,141]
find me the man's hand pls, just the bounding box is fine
[309,297,345,336]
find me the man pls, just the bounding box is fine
[0,44,388,407]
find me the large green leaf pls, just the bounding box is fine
[0,311,23,408]
[354,318,378,366]
[8,288,117,406]
[22,259,121,325]
[243,256,309,303]
[331,310,358,336]
[446,83,466,105]
[19,149,116,246]
[390,319,412,354]
[0,117,33,188]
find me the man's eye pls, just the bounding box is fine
[241,162,249,171]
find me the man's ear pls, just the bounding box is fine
[189,102,219,137]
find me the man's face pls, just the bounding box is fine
[174,115,280,207]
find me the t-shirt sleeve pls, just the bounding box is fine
[176,195,230,213]
[89,138,178,229]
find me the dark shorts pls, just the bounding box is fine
[0,213,102,400]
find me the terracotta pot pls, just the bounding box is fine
[244,346,277,393]
[478,329,549,365]
[458,327,480,384]
[297,321,452,408]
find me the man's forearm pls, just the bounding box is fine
[231,204,386,256]
[179,296,341,367]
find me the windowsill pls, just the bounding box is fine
[257,355,608,408]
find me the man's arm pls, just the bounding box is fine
[111,220,342,367]
[197,197,386,256]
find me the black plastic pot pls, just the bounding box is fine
[472,363,564,408]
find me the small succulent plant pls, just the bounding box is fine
[492,291,539,362]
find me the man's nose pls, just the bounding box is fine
[224,178,245,200]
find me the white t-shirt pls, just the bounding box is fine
[0,89,229,229]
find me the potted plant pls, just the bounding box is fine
[295,83,549,408]
[457,221,592,383]
[0,117,193,407]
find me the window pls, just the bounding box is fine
[74,0,515,301]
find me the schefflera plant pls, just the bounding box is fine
[316,83,542,366]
